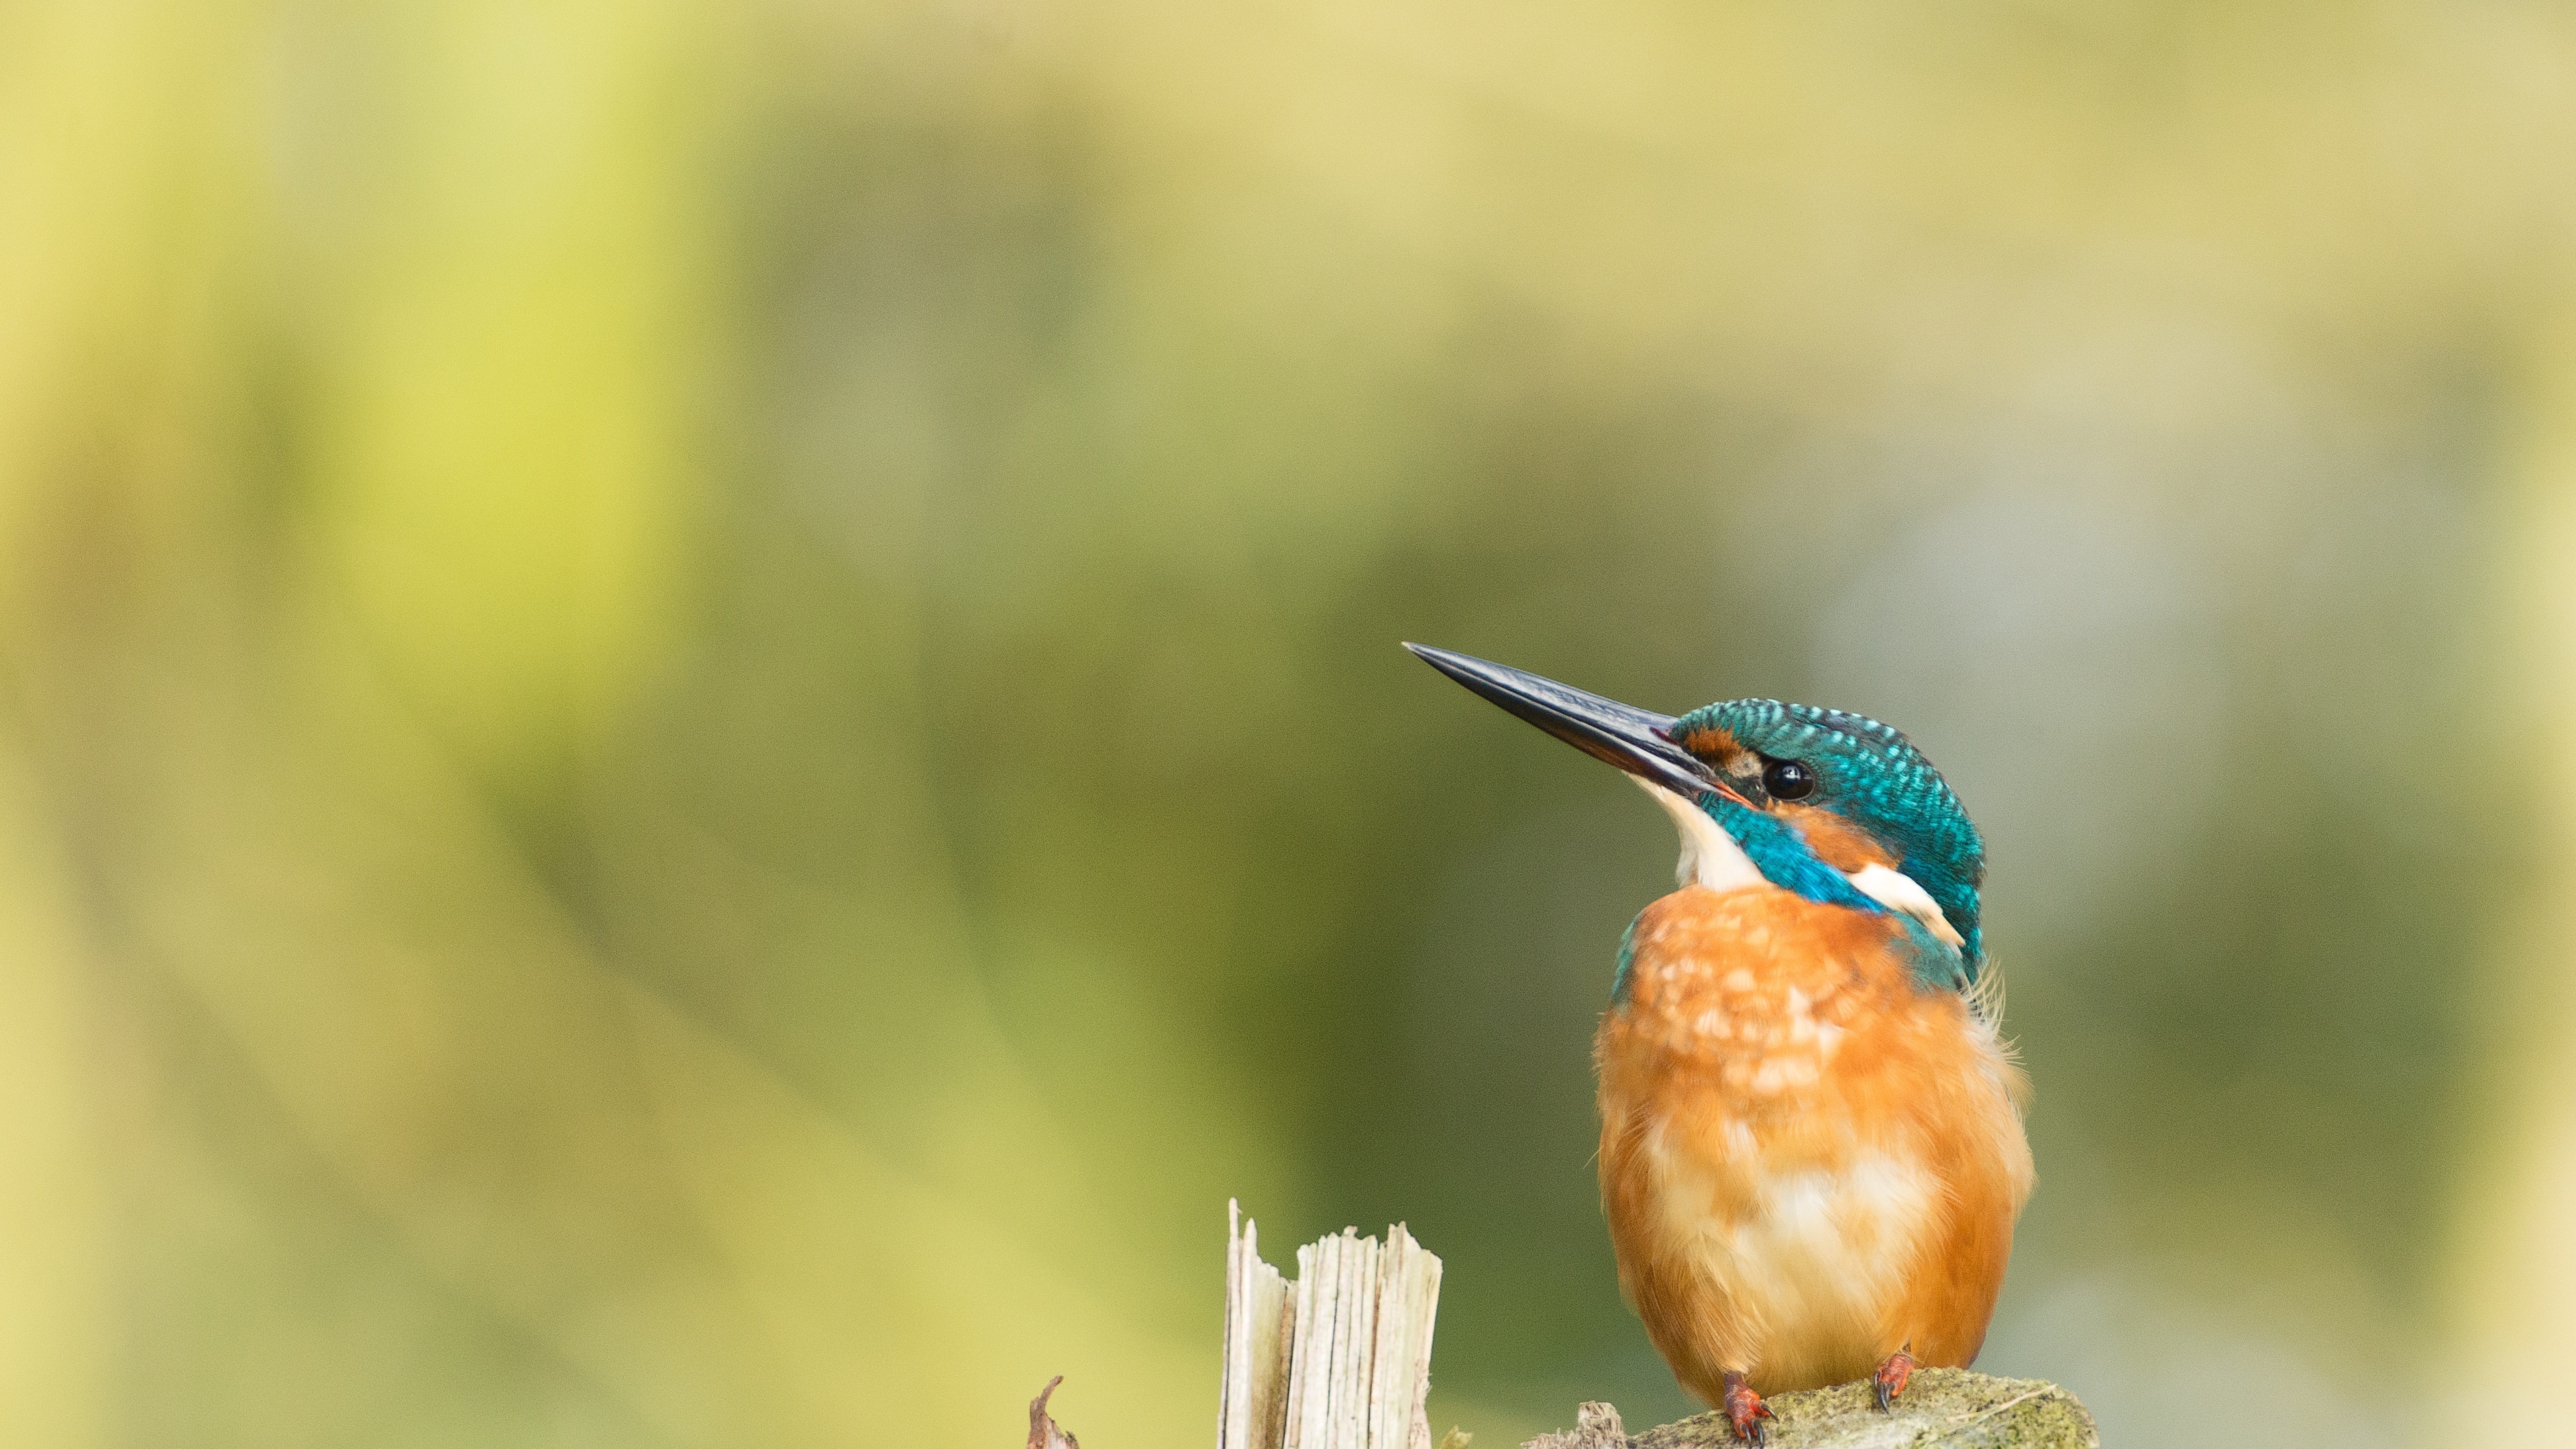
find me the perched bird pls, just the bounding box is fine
[1406,645,2031,1444]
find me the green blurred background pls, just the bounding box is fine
[8,1,2576,1446]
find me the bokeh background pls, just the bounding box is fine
[8,1,2576,1446]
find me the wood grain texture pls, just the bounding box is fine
[1221,1206,1442,1449]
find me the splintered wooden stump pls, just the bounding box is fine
[1525,1371,2098,1449]
[1218,1201,1446,1449]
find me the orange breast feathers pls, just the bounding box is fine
[1595,885,2033,1401]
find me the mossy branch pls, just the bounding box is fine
[1525,1371,2096,1449]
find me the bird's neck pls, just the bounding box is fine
[1633,778,1960,947]
[1703,797,1886,914]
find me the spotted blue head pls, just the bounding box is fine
[1405,643,1988,989]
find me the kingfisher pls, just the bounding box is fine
[1405,644,2031,1444]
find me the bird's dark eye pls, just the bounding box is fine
[1763,759,1816,801]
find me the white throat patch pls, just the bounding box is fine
[1633,778,1763,893]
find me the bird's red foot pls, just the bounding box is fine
[1872,1347,1915,1412]
[1721,1372,1774,1445]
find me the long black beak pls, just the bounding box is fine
[1403,643,1748,807]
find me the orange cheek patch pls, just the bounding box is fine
[1678,727,1737,757]
[1678,727,1754,777]
[1777,804,1895,871]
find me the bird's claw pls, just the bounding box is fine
[1721,1373,1774,1445]
[1871,1347,1915,1413]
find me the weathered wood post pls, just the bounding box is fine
[1219,1202,1445,1449]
